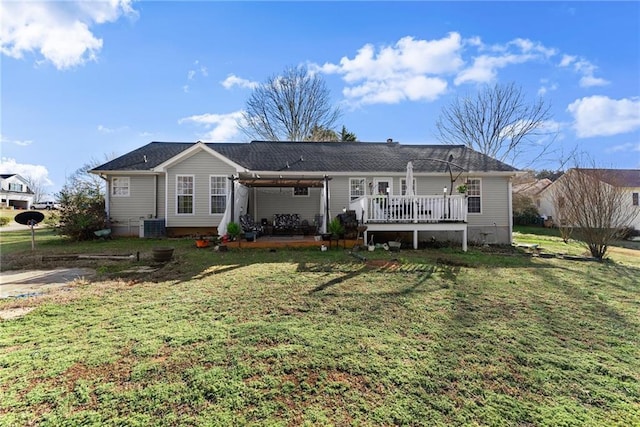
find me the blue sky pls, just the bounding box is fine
[1,1,639,198]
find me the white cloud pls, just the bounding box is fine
[0,157,53,186]
[178,111,245,141]
[579,75,609,88]
[558,56,609,88]
[605,142,640,153]
[0,1,137,70]
[455,37,556,85]
[316,33,463,106]
[221,74,259,90]
[538,79,558,96]
[97,124,128,134]
[567,95,640,138]
[0,134,33,146]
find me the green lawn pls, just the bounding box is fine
[1,229,639,426]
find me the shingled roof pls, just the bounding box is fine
[92,141,519,174]
[579,169,640,188]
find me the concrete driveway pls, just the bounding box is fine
[0,268,96,299]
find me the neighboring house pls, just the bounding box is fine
[538,168,640,230]
[512,178,553,211]
[90,140,521,250]
[0,174,34,209]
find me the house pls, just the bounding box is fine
[0,174,34,210]
[538,168,640,230]
[512,177,553,210]
[90,140,521,250]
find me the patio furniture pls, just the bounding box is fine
[239,214,264,238]
[272,213,302,235]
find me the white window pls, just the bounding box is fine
[293,187,309,197]
[401,178,416,195]
[111,177,130,197]
[8,183,23,192]
[349,178,365,201]
[467,178,481,214]
[176,175,194,214]
[210,176,227,214]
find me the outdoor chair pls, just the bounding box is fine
[239,214,263,237]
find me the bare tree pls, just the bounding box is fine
[436,82,554,165]
[240,65,341,141]
[551,166,639,259]
[24,175,48,203]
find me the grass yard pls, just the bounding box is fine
[0,228,639,426]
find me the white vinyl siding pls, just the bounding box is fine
[111,177,130,197]
[210,175,227,214]
[165,149,236,227]
[176,175,194,215]
[108,175,161,235]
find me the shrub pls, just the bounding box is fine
[226,222,241,240]
[0,217,10,227]
[512,193,542,226]
[56,182,107,241]
[43,212,60,228]
[328,218,344,237]
[618,226,638,240]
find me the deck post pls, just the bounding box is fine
[413,229,418,249]
[462,227,468,252]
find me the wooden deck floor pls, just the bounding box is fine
[222,235,362,249]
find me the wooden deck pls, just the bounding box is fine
[222,235,362,250]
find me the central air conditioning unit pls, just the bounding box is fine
[139,218,166,238]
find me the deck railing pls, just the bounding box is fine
[349,195,467,223]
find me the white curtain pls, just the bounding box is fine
[218,181,249,236]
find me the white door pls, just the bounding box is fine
[373,178,392,196]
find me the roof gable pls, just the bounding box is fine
[153,141,245,172]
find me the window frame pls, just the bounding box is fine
[466,178,482,214]
[633,192,639,206]
[400,178,417,196]
[209,175,228,214]
[8,183,23,192]
[111,177,130,197]
[176,174,195,215]
[349,178,366,201]
[292,187,309,197]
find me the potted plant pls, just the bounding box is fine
[456,184,468,194]
[328,218,344,239]
[226,221,242,247]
